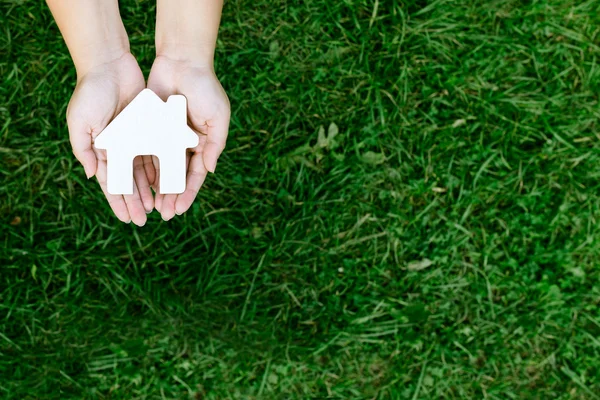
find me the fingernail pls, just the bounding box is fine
[145,209,153,214]
[207,158,217,173]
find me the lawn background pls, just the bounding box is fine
[2,0,600,398]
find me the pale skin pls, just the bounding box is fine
[46,0,229,225]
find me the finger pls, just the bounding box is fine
[151,155,161,192]
[123,177,148,227]
[67,118,98,178]
[175,152,207,215]
[160,194,177,221]
[143,155,157,188]
[155,193,164,214]
[203,112,230,173]
[95,159,131,223]
[133,156,154,213]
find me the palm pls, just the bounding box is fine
[67,53,154,225]
[147,56,230,220]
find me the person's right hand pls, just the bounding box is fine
[67,53,155,226]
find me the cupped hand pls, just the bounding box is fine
[147,55,230,221]
[67,53,155,226]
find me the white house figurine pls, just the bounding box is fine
[94,88,199,195]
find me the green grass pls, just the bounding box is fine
[2,0,600,398]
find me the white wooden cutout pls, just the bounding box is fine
[94,89,199,195]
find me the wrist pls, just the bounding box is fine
[155,42,215,70]
[73,37,131,80]
[154,0,222,71]
[47,0,132,80]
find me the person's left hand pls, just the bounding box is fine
[147,55,230,221]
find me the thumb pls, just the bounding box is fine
[67,116,98,179]
[203,113,230,173]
